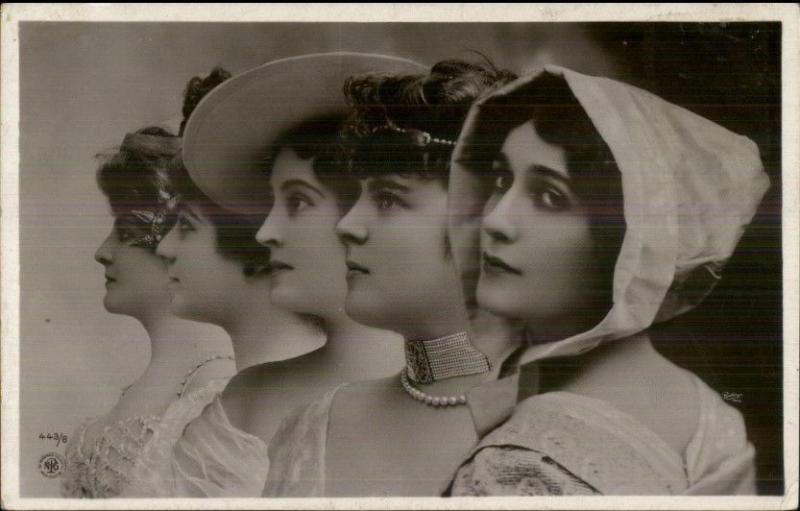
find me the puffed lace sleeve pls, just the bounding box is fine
[683,375,756,495]
[263,386,341,497]
[123,379,270,497]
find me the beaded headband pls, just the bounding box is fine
[127,193,179,249]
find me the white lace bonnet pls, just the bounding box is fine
[448,65,771,365]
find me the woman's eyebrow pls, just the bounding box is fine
[366,177,411,194]
[280,179,325,198]
[494,151,511,167]
[528,164,570,184]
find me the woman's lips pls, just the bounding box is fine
[346,260,370,278]
[268,260,294,274]
[482,251,522,275]
[249,263,271,276]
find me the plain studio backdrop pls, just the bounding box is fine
[18,22,782,497]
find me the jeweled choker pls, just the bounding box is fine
[404,331,490,385]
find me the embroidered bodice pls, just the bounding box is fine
[60,356,233,498]
[121,392,270,497]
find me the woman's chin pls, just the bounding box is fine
[344,294,390,330]
[476,284,527,321]
[102,295,127,315]
[168,296,207,323]
[270,284,322,317]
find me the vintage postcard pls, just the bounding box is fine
[2,3,798,510]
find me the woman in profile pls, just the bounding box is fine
[265,58,519,497]
[61,70,236,497]
[444,67,767,495]
[128,125,328,498]
[132,53,420,496]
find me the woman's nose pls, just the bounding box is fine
[156,226,178,263]
[255,210,283,247]
[335,197,368,246]
[482,191,519,244]
[94,232,115,266]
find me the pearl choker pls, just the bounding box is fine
[400,368,467,408]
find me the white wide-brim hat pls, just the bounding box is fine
[182,52,427,213]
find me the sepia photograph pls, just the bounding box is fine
[1,4,798,510]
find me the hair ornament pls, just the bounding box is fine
[128,203,175,248]
[126,164,180,249]
[378,122,457,148]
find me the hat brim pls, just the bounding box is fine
[182,52,426,213]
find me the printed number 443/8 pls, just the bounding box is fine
[39,432,68,447]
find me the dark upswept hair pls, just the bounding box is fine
[179,67,232,137]
[169,156,270,276]
[340,58,518,183]
[263,113,358,212]
[96,125,178,252]
[466,71,627,310]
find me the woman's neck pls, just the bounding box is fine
[468,308,525,370]
[524,311,600,348]
[311,312,402,383]
[393,306,527,398]
[224,310,325,372]
[140,313,230,365]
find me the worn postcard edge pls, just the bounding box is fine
[1,3,798,510]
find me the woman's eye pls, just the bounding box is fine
[373,191,403,211]
[491,172,512,194]
[116,229,134,242]
[534,186,570,211]
[177,216,196,233]
[287,193,313,215]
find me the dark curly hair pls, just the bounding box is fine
[340,58,518,183]
[179,67,232,136]
[465,71,627,312]
[169,156,270,276]
[96,125,178,252]
[262,113,357,213]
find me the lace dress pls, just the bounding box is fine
[263,386,341,497]
[121,394,270,497]
[60,356,233,498]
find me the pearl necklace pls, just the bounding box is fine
[400,368,468,408]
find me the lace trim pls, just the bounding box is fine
[264,385,343,497]
[177,355,234,397]
[60,355,232,498]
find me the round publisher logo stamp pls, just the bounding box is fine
[39,452,66,478]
